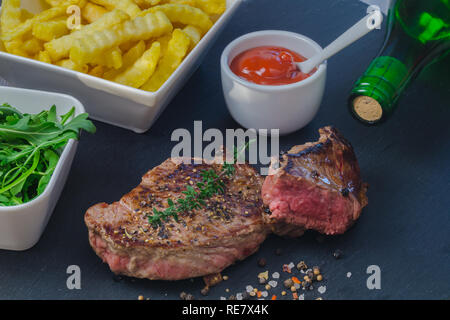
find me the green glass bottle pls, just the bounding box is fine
[349,0,450,125]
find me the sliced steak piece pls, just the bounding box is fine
[85,159,268,280]
[262,126,368,236]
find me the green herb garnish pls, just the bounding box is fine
[0,103,96,206]
[147,141,254,227]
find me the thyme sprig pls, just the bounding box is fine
[147,142,253,227]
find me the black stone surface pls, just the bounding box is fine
[0,0,449,300]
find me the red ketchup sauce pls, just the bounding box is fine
[230,46,314,86]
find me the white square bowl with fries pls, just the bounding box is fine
[0,0,242,133]
[0,86,85,251]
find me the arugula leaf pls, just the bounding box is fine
[0,103,96,206]
[37,150,59,195]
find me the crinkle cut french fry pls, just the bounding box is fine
[32,19,69,42]
[3,38,28,57]
[141,4,213,33]
[22,38,44,56]
[88,65,105,77]
[56,58,88,73]
[20,9,35,21]
[91,47,123,69]
[0,0,22,37]
[91,0,142,18]
[70,11,172,65]
[104,40,146,79]
[45,0,69,6]
[37,50,52,63]
[134,0,162,9]
[82,2,108,23]
[195,0,226,15]
[119,41,138,52]
[121,41,146,67]
[182,25,202,48]
[114,41,161,88]
[140,28,190,92]
[44,9,130,61]
[154,33,172,55]
[45,0,87,7]
[2,0,86,42]
[1,6,66,42]
[162,0,196,6]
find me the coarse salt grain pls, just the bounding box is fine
[294,283,300,289]
[261,291,268,298]
[288,262,295,269]
[318,286,327,294]
[246,285,253,293]
[220,296,226,300]
[272,272,280,279]
[347,272,352,278]
[236,293,243,300]
[298,294,305,300]
[268,280,278,288]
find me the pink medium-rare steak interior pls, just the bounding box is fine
[262,126,368,236]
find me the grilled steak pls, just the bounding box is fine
[85,159,268,280]
[262,126,368,236]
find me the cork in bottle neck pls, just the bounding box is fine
[352,96,383,123]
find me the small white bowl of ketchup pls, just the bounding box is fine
[221,30,327,135]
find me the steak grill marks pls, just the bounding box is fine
[85,127,368,279]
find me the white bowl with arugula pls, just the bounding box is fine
[0,86,95,251]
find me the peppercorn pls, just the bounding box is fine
[296,261,307,271]
[313,266,320,275]
[257,258,267,267]
[201,286,209,296]
[185,294,194,300]
[259,277,266,284]
[138,295,144,300]
[317,274,323,281]
[229,295,236,300]
[284,278,294,288]
[281,291,287,296]
[249,291,256,297]
[290,286,296,292]
[333,249,343,259]
[223,275,229,281]
[179,292,187,300]
[265,284,271,290]
[303,275,310,282]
